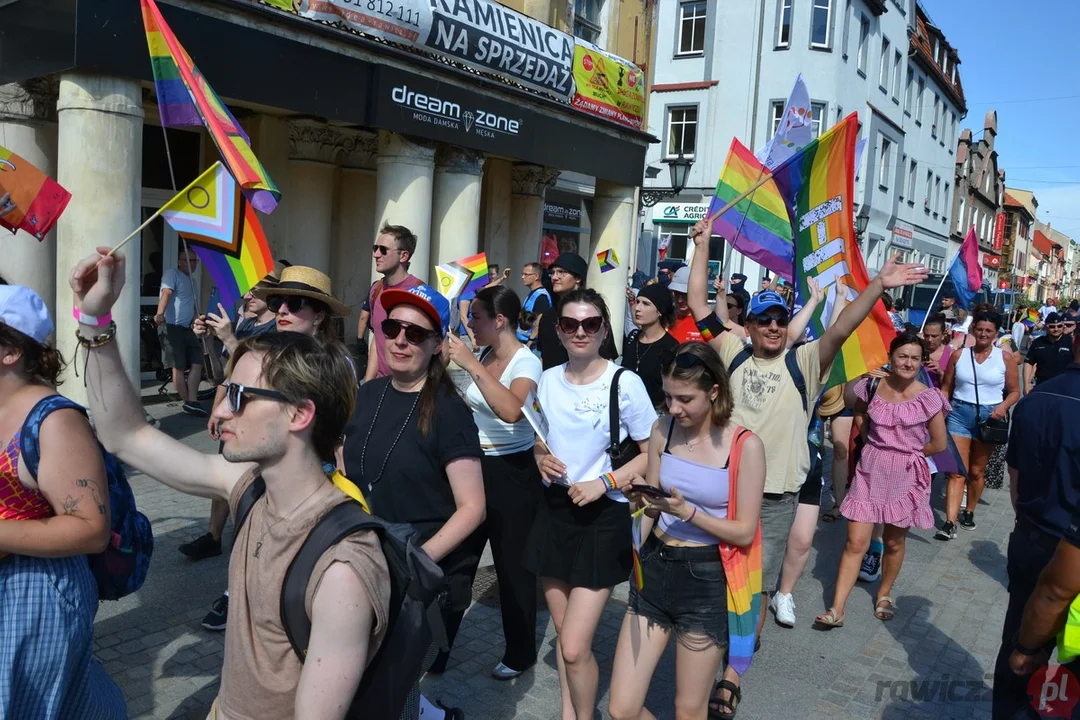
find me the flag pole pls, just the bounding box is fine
[706,171,776,227]
[720,165,768,281]
[107,207,167,256]
[918,232,968,332]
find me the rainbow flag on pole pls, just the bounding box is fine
[772,113,895,387]
[141,0,280,215]
[0,145,71,240]
[709,139,795,280]
[159,163,274,310]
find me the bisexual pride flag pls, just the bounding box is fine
[948,227,983,310]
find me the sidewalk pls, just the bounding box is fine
[97,401,1012,719]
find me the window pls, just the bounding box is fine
[770,101,784,135]
[879,37,890,90]
[892,51,902,101]
[811,102,826,137]
[836,104,844,123]
[677,2,707,55]
[934,176,941,214]
[908,159,917,200]
[878,136,891,189]
[958,196,965,232]
[811,0,832,48]
[928,256,945,273]
[667,106,698,158]
[904,69,913,112]
[932,95,940,137]
[857,15,870,74]
[573,0,602,43]
[943,183,950,221]
[898,154,907,199]
[842,0,851,57]
[777,0,793,48]
[915,77,925,123]
[925,169,933,208]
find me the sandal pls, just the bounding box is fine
[813,608,845,628]
[875,596,896,621]
[708,679,742,720]
[821,504,842,523]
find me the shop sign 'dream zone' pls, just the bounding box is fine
[391,85,521,137]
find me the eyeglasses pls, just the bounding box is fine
[373,244,401,256]
[267,295,310,314]
[223,382,288,414]
[557,316,604,335]
[1048,324,1064,330]
[726,303,740,310]
[751,314,790,328]
[382,318,438,345]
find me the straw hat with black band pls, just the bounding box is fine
[252,266,350,317]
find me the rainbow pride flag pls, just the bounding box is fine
[771,113,895,387]
[159,163,273,310]
[1022,308,1039,328]
[709,139,795,280]
[0,145,71,240]
[456,252,490,296]
[142,0,280,215]
[720,427,762,676]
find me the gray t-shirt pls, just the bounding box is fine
[161,267,200,327]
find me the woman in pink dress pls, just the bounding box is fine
[814,332,950,627]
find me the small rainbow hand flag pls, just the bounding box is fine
[434,262,471,300]
[0,145,71,241]
[455,252,490,296]
[142,0,280,215]
[159,162,273,310]
[596,248,620,273]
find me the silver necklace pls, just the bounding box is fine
[359,381,421,493]
[253,483,323,558]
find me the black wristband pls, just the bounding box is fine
[1012,632,1043,657]
[696,314,727,342]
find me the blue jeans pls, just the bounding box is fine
[946,398,996,439]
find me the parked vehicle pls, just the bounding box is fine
[899,274,991,327]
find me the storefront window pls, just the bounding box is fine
[574,0,603,43]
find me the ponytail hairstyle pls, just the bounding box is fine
[0,323,65,386]
[417,339,461,437]
[474,285,522,335]
[662,342,733,428]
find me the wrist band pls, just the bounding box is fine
[1012,631,1042,657]
[73,307,113,328]
[601,473,618,492]
[685,506,698,523]
[75,322,117,349]
[696,314,727,342]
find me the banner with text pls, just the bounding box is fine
[570,40,645,129]
[302,0,574,100]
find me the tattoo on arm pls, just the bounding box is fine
[61,495,80,515]
[72,479,107,515]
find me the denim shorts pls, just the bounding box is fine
[945,398,996,439]
[626,535,728,650]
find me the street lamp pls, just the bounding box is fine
[854,213,869,238]
[641,152,694,207]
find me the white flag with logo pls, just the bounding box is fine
[757,74,813,170]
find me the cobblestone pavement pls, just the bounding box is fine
[99,402,1012,719]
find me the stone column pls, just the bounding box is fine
[481,157,512,272]
[332,129,378,317]
[373,131,435,283]
[56,73,144,401]
[249,115,291,261]
[286,119,337,272]
[431,146,483,266]
[587,181,636,343]
[0,79,59,318]
[510,164,558,294]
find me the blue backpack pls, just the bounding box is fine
[20,395,154,600]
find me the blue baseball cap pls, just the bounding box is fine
[381,283,451,337]
[748,290,789,317]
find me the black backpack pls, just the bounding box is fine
[235,476,447,719]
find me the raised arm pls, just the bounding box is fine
[71,249,249,501]
[687,220,715,322]
[785,277,825,348]
[818,253,927,371]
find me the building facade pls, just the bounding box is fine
[1001,188,1037,294]
[639,0,965,285]
[951,111,1005,288]
[0,0,655,400]
[1034,222,1070,304]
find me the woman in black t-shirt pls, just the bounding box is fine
[622,283,679,410]
[341,284,485,720]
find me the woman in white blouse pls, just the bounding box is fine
[447,285,544,681]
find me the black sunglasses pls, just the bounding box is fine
[223,381,288,414]
[373,244,401,256]
[382,318,438,345]
[267,295,310,314]
[557,315,604,336]
[751,314,790,328]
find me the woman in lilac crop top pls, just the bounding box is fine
[609,343,765,720]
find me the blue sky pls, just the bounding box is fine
[923,0,1080,239]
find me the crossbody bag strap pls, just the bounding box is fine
[609,368,625,454]
[968,348,981,412]
[725,427,751,520]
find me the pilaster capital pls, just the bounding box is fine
[337,128,378,170]
[0,78,60,123]
[511,163,559,197]
[435,146,484,176]
[377,130,436,166]
[288,118,339,164]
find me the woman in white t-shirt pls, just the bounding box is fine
[523,289,656,719]
[447,285,544,682]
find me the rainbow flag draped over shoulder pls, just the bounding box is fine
[719,427,762,676]
[159,163,274,310]
[709,140,795,281]
[141,0,280,215]
[771,113,894,387]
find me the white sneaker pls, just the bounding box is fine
[770,592,796,628]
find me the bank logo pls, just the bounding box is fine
[662,205,679,219]
[1028,665,1079,718]
[391,84,521,139]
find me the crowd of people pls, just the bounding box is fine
[0,209,1078,720]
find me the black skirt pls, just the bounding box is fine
[522,483,633,589]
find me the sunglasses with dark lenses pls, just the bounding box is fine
[727,303,740,310]
[267,295,310,314]
[752,314,790,328]
[381,318,438,345]
[557,316,604,336]
[373,244,400,256]
[224,382,288,414]
[1048,324,1064,330]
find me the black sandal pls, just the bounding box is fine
[708,679,742,719]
